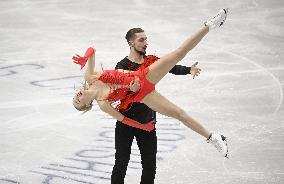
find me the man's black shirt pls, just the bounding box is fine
[115,56,191,124]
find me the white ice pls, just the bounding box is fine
[0,0,284,183]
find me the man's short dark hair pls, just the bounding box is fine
[125,28,144,44]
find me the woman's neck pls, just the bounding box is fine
[85,88,98,102]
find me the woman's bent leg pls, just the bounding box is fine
[146,26,209,84]
[141,91,210,139]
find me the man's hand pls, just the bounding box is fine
[129,76,140,92]
[190,62,201,79]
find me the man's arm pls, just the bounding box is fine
[169,65,191,75]
[170,62,201,79]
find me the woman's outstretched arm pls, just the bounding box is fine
[73,47,98,84]
[97,100,124,121]
[84,50,97,84]
[97,100,154,132]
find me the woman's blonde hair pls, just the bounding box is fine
[74,102,93,112]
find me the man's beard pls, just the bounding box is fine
[134,47,146,56]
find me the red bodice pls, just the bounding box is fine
[98,70,135,85]
[97,55,159,111]
[97,70,136,104]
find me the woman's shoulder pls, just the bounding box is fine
[92,71,103,78]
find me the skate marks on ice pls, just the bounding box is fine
[28,117,186,184]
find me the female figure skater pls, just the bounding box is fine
[73,9,229,157]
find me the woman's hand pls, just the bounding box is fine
[73,54,88,69]
[122,117,155,132]
[72,47,95,69]
[143,120,155,132]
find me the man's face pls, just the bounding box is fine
[131,32,148,55]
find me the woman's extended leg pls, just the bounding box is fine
[141,91,210,138]
[141,91,229,157]
[147,26,209,84]
[146,9,228,84]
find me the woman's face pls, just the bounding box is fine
[73,90,89,109]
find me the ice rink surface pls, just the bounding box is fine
[0,0,284,183]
